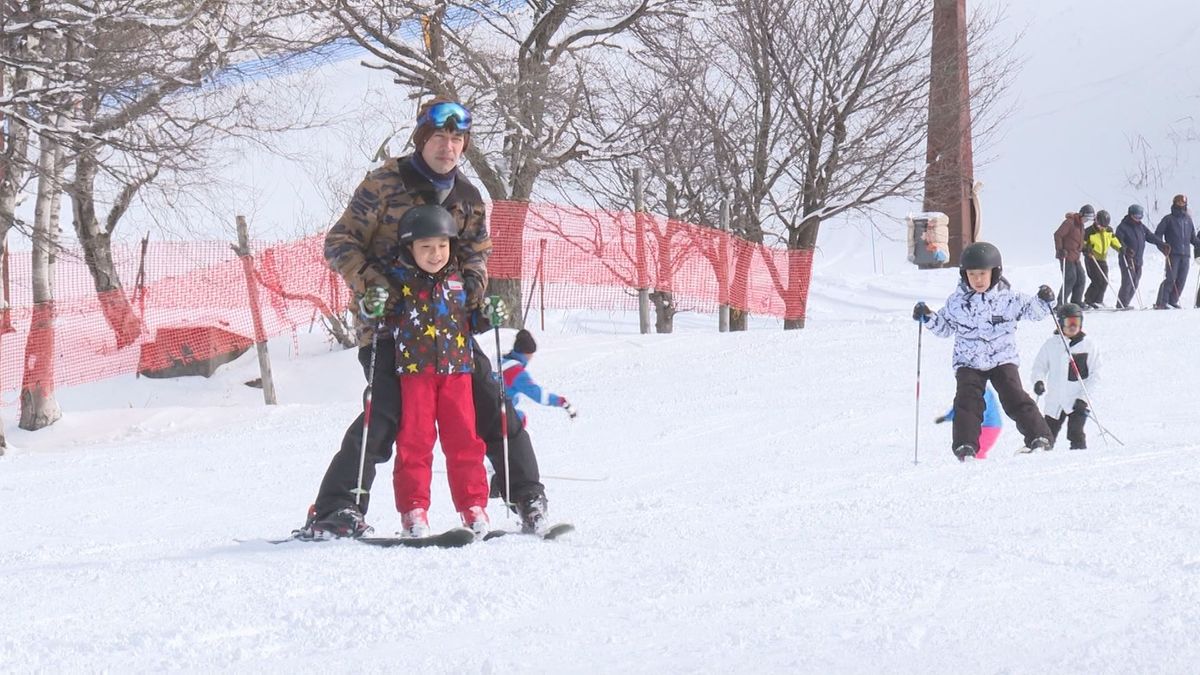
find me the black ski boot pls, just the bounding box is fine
[953,444,977,462]
[308,506,373,539]
[515,494,549,535]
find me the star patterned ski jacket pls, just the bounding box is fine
[924,278,1053,371]
[384,255,475,375]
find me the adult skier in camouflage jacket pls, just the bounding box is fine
[300,98,551,538]
[913,242,1056,461]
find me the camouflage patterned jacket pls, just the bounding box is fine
[324,154,491,345]
[384,253,475,376]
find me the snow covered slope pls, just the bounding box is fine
[2,264,1198,672]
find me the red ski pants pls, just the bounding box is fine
[393,372,489,514]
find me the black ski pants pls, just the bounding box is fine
[1083,257,1110,306]
[953,364,1051,451]
[1116,255,1142,308]
[313,336,545,518]
[1045,411,1086,450]
[1058,259,1085,306]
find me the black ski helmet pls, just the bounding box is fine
[959,241,1003,288]
[1079,204,1096,218]
[1057,302,1084,327]
[1096,209,1111,226]
[399,204,459,243]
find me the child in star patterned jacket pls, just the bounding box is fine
[383,204,490,538]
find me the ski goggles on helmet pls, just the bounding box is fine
[418,101,472,132]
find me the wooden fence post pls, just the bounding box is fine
[234,215,277,405]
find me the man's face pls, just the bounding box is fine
[411,236,451,274]
[966,268,992,292]
[421,130,466,174]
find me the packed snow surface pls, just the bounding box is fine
[3,263,1198,673]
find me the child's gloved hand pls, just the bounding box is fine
[934,414,949,424]
[1036,285,1055,303]
[483,295,509,325]
[912,302,931,322]
[560,397,577,419]
[359,286,389,319]
[1033,381,1045,396]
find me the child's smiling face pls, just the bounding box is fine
[411,236,450,274]
[965,268,992,293]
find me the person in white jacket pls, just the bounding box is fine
[1031,303,1101,450]
[913,241,1057,461]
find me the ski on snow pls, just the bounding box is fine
[483,522,575,542]
[242,527,477,549]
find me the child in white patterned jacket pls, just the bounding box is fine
[913,242,1057,462]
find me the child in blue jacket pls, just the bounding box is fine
[501,330,576,425]
[935,385,1002,459]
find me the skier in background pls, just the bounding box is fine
[1152,194,1200,309]
[1113,204,1162,309]
[935,385,1002,459]
[1031,303,1102,450]
[1054,204,1091,306]
[501,329,577,426]
[1083,209,1121,308]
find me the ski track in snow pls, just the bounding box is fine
[3,270,1200,672]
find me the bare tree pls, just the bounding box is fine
[2,1,328,350]
[307,0,695,326]
[568,0,1017,330]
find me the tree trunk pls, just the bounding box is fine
[782,250,808,329]
[728,244,755,332]
[70,149,141,348]
[648,290,676,333]
[783,216,821,330]
[20,132,63,430]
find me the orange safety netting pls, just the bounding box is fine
[0,201,812,396]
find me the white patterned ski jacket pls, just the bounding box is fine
[925,278,1053,371]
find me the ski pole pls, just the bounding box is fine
[1091,256,1117,307]
[914,320,923,465]
[353,324,381,507]
[1053,328,1123,446]
[1165,253,1181,306]
[1059,259,1066,306]
[489,297,513,514]
[1193,257,1200,308]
